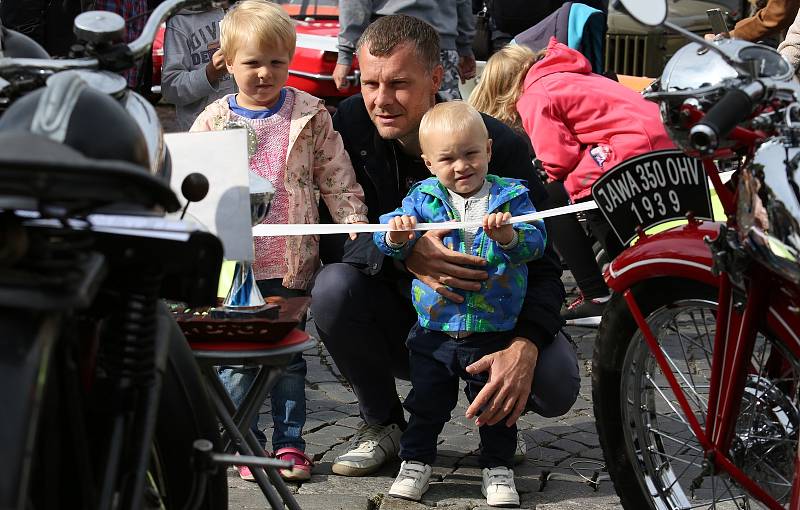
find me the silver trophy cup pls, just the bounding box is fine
[222,171,275,311]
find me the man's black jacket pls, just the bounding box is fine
[320,94,565,349]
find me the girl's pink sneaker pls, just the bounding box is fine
[237,465,255,482]
[274,447,313,481]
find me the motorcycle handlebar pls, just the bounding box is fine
[128,0,227,59]
[689,81,765,153]
[0,56,99,73]
[0,0,226,74]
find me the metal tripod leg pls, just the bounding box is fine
[203,365,301,510]
[209,363,283,453]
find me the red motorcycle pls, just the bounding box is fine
[593,1,800,508]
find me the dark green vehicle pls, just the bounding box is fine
[605,0,749,77]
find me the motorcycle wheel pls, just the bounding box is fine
[593,278,799,509]
[24,308,227,510]
[147,308,228,510]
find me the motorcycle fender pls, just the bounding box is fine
[606,222,800,359]
[605,222,723,293]
[0,310,60,510]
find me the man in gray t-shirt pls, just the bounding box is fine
[332,0,477,101]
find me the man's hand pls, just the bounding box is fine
[704,32,731,41]
[458,55,477,83]
[333,63,351,90]
[348,221,367,241]
[483,212,514,245]
[404,229,488,303]
[205,48,227,83]
[465,337,539,427]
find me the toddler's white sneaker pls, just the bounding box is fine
[388,460,432,501]
[481,466,519,507]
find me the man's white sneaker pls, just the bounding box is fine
[331,423,401,476]
[481,466,520,507]
[388,460,432,501]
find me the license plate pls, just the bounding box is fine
[591,149,713,246]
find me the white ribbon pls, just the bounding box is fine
[252,200,599,237]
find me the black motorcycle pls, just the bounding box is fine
[0,1,230,508]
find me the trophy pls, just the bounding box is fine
[217,171,276,316]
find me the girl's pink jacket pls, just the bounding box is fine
[192,88,368,290]
[517,37,674,200]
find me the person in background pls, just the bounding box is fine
[706,0,799,46]
[162,5,235,131]
[375,102,547,507]
[0,0,85,56]
[488,0,608,54]
[94,0,148,87]
[469,44,611,323]
[333,0,477,100]
[516,39,673,265]
[471,41,672,319]
[779,6,800,73]
[191,0,368,482]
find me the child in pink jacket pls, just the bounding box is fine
[190,0,367,482]
[516,37,674,204]
[514,36,673,276]
[480,38,673,321]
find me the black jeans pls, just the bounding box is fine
[541,181,609,299]
[401,326,517,467]
[310,263,581,428]
[572,194,626,262]
[584,210,625,261]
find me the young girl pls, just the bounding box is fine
[191,0,368,481]
[469,41,673,322]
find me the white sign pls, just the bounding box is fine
[164,129,254,261]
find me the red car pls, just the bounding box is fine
[151,0,359,107]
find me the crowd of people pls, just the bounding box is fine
[5,0,800,506]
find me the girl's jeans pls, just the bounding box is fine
[217,278,307,451]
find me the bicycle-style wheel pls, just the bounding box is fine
[20,304,227,510]
[593,278,800,509]
[145,305,228,510]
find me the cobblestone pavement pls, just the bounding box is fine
[226,274,622,510]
